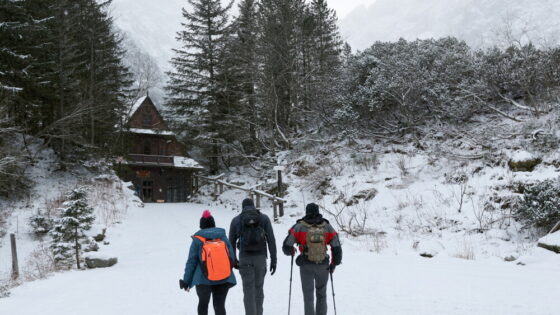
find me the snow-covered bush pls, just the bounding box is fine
[29,213,54,236]
[515,179,560,231]
[350,152,379,171]
[50,188,95,269]
[88,176,128,226]
[23,242,56,281]
[0,282,10,298]
[322,202,372,236]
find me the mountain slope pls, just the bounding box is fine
[340,0,560,50]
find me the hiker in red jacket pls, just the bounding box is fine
[282,203,342,315]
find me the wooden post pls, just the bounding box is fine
[219,182,224,194]
[278,200,284,217]
[213,182,218,201]
[194,176,199,193]
[277,170,284,217]
[273,202,278,222]
[256,194,261,209]
[10,233,19,280]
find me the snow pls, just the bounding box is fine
[1,202,558,314]
[539,231,560,247]
[509,150,537,163]
[127,95,148,120]
[340,0,560,51]
[84,253,116,260]
[127,128,175,136]
[173,156,203,169]
[0,138,135,281]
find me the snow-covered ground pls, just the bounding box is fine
[1,202,558,315]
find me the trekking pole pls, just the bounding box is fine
[330,271,338,315]
[288,254,294,315]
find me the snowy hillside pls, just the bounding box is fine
[340,0,560,50]
[0,139,138,288]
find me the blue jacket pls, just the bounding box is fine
[183,227,237,289]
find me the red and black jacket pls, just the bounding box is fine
[282,215,342,266]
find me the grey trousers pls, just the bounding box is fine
[239,254,267,315]
[300,264,329,315]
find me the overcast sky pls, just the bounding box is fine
[328,0,375,18]
[111,0,378,72]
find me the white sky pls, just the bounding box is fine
[328,0,376,18]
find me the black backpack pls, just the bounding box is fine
[240,210,266,252]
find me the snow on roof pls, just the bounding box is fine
[173,156,203,169]
[128,128,175,136]
[128,96,148,119]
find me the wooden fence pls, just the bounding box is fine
[194,174,286,221]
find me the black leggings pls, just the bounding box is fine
[196,283,230,315]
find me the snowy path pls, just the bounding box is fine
[0,203,558,315]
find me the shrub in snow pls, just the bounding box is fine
[23,242,56,281]
[508,151,541,172]
[515,179,560,231]
[29,213,54,236]
[0,282,9,298]
[50,188,95,269]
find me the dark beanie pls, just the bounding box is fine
[200,210,216,229]
[242,198,255,211]
[306,203,320,216]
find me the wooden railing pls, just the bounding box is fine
[128,154,174,166]
[194,174,286,221]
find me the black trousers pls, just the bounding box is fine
[195,283,230,315]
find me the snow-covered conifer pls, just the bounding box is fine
[50,188,95,269]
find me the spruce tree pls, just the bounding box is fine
[50,188,95,269]
[307,0,342,121]
[78,0,130,150]
[0,0,43,130]
[231,0,261,153]
[256,0,307,149]
[166,0,234,173]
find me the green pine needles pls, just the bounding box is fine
[50,188,96,269]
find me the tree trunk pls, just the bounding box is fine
[75,227,80,269]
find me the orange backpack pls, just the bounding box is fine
[193,235,232,281]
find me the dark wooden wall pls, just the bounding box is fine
[128,166,194,202]
[129,98,167,130]
[129,134,185,156]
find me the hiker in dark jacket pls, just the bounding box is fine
[229,198,277,315]
[282,203,342,315]
[182,210,236,315]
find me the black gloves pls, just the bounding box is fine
[282,245,296,256]
[179,279,188,291]
[270,262,277,275]
[232,259,239,270]
[328,264,336,274]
